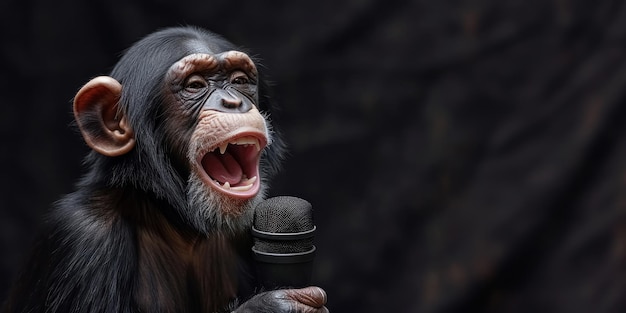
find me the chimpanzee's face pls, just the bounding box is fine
[163,47,271,234]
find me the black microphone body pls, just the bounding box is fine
[251,196,316,289]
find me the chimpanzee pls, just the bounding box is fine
[1,26,328,313]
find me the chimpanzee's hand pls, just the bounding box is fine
[234,286,328,313]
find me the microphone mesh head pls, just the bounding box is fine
[253,196,314,253]
[254,196,313,233]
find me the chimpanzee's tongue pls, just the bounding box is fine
[202,150,243,185]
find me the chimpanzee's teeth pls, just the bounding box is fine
[211,136,261,154]
[231,184,253,191]
[231,137,261,152]
[218,143,228,155]
[242,175,258,185]
[214,175,258,192]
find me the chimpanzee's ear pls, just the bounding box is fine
[73,76,135,157]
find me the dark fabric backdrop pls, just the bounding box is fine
[2,0,626,312]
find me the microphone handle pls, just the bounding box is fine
[252,246,316,289]
[251,226,316,289]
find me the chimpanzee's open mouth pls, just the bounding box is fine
[199,134,266,199]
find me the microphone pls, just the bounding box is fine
[251,196,316,289]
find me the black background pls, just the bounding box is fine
[2,0,626,312]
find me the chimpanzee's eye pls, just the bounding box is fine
[184,75,207,91]
[230,71,250,85]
